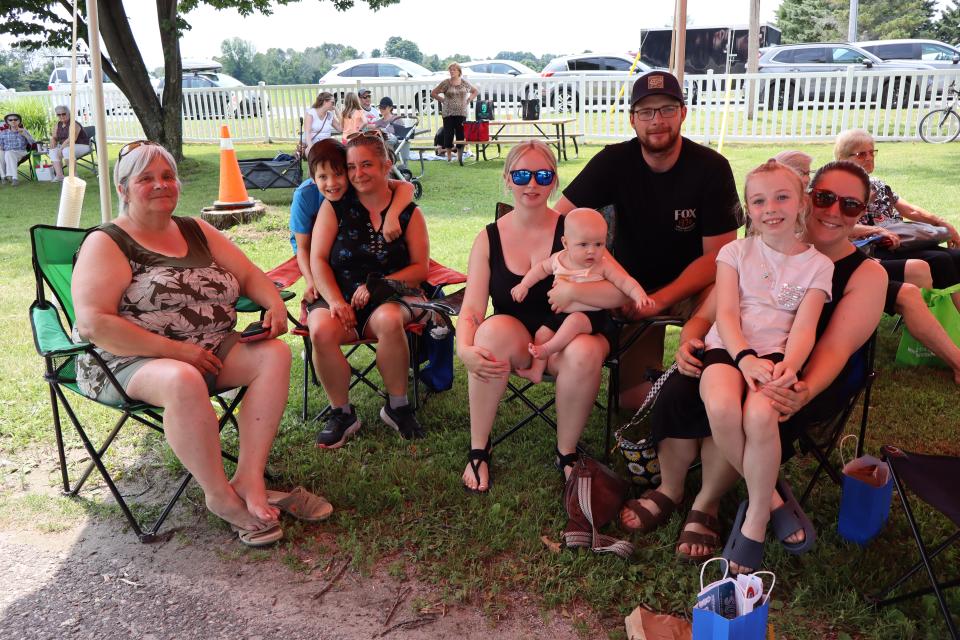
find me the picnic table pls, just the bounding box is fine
[454,117,580,166]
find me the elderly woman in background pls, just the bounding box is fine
[0,112,35,186]
[772,150,812,190]
[71,141,294,546]
[302,92,340,152]
[430,63,478,163]
[48,105,91,182]
[835,128,960,313]
[458,140,609,493]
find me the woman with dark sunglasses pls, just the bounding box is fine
[48,105,91,182]
[457,140,610,493]
[621,161,890,571]
[836,128,960,316]
[71,141,294,546]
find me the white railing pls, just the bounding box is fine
[13,68,960,146]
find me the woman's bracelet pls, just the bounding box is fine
[734,348,758,367]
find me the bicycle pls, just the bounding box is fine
[918,81,960,144]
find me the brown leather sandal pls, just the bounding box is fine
[675,509,722,563]
[620,489,680,533]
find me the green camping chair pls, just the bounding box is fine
[28,224,285,542]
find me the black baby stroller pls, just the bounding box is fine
[238,117,304,190]
[387,116,424,200]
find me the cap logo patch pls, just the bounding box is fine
[648,76,664,89]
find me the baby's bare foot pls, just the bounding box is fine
[515,365,543,384]
[528,342,551,361]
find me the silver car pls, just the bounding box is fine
[541,53,652,111]
[758,43,935,107]
[856,39,960,69]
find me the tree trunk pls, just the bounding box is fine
[79,0,184,160]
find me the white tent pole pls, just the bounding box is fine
[675,0,687,86]
[747,0,761,120]
[86,0,112,223]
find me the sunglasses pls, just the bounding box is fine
[56,112,69,117]
[849,149,878,160]
[510,169,556,186]
[631,105,681,121]
[4,118,19,123]
[810,189,867,217]
[345,129,384,142]
[118,139,162,162]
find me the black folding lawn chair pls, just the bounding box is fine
[792,334,877,506]
[28,224,284,542]
[870,445,960,639]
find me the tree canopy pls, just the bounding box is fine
[776,0,938,42]
[0,0,397,159]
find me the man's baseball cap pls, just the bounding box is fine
[358,88,372,97]
[630,70,685,107]
[379,97,395,108]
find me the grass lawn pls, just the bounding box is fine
[1,140,959,639]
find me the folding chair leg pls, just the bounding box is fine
[872,466,960,638]
[48,381,71,494]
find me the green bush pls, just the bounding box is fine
[0,95,51,140]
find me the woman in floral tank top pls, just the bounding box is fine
[71,142,293,546]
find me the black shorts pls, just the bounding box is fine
[702,348,784,370]
[650,349,862,461]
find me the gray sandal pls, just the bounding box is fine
[722,500,764,574]
[770,478,817,555]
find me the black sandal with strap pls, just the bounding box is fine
[464,441,492,494]
[554,448,580,479]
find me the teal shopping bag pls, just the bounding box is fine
[895,283,960,368]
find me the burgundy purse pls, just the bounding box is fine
[562,456,634,558]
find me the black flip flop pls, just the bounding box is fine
[722,500,765,575]
[771,478,817,555]
[463,442,493,494]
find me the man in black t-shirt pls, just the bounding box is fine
[553,70,742,410]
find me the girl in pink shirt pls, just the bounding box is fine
[701,159,833,573]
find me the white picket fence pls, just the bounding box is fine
[19,68,960,146]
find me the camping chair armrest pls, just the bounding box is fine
[608,315,686,359]
[235,290,296,314]
[30,302,93,357]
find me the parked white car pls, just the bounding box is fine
[158,64,265,119]
[318,57,438,109]
[461,59,539,77]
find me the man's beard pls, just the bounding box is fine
[639,126,680,153]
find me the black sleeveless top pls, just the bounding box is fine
[816,247,870,338]
[328,192,416,299]
[486,216,565,336]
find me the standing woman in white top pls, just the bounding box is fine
[303,92,340,152]
[700,159,833,574]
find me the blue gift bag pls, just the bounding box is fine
[693,601,769,640]
[837,436,893,546]
[693,559,773,640]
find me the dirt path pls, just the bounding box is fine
[0,464,590,640]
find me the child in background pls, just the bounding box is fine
[511,207,652,382]
[700,159,834,574]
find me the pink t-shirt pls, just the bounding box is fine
[550,250,606,312]
[704,236,834,356]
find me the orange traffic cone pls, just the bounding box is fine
[215,125,254,208]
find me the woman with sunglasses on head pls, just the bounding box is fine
[302,91,341,153]
[71,141,295,547]
[836,129,960,315]
[458,140,610,493]
[48,105,91,182]
[308,131,429,447]
[621,161,888,573]
[0,112,36,186]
